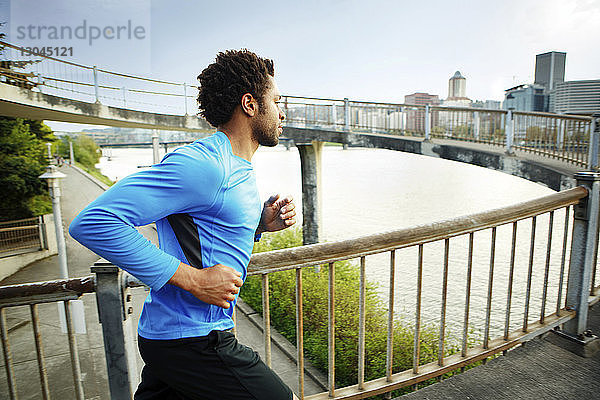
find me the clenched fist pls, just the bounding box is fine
[168,262,243,308]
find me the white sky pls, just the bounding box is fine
[2,0,599,106]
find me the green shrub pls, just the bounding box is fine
[57,135,113,186]
[57,135,101,170]
[242,228,460,395]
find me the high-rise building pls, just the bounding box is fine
[550,79,600,115]
[503,84,547,112]
[404,92,440,132]
[444,71,471,108]
[534,51,566,91]
[448,71,467,99]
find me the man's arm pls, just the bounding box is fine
[69,150,240,307]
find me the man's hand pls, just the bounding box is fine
[257,194,297,234]
[168,262,243,309]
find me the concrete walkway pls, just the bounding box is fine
[0,165,324,399]
[399,302,600,399]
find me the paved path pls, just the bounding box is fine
[399,302,600,399]
[0,165,324,399]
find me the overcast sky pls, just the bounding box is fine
[2,0,599,105]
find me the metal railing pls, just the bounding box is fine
[0,276,94,400]
[281,96,595,168]
[248,183,593,399]
[0,40,198,116]
[0,217,46,256]
[1,40,595,169]
[2,175,600,399]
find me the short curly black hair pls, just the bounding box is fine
[197,50,274,127]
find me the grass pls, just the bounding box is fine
[75,161,114,187]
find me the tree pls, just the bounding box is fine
[0,117,53,221]
[56,134,101,169]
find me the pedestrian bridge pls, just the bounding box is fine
[1,40,600,399]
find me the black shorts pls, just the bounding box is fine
[134,330,293,400]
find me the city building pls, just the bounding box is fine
[534,51,566,92]
[405,92,440,106]
[502,84,547,112]
[438,72,472,134]
[472,100,501,110]
[550,79,600,115]
[404,92,440,132]
[502,51,567,112]
[444,71,471,108]
[448,71,466,99]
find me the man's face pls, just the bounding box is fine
[251,76,285,147]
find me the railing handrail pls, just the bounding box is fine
[0,186,586,301]
[0,216,40,226]
[0,276,95,305]
[248,186,588,274]
[0,225,39,233]
[283,96,593,121]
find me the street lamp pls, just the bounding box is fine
[69,138,75,165]
[39,165,68,279]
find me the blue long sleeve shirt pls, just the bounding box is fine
[69,131,262,339]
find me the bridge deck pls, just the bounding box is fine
[400,302,600,399]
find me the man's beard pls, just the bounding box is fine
[251,112,279,147]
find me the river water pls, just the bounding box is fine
[98,144,569,341]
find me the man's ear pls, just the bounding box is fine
[241,93,258,117]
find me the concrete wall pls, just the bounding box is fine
[0,214,58,281]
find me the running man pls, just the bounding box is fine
[70,49,298,399]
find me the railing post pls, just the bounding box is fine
[549,171,600,357]
[473,111,480,141]
[505,110,514,155]
[92,261,138,399]
[424,105,431,141]
[92,66,100,104]
[152,131,160,164]
[37,215,47,250]
[344,98,350,132]
[587,114,599,171]
[558,119,565,149]
[121,86,127,108]
[183,83,188,116]
[35,72,43,93]
[331,102,337,129]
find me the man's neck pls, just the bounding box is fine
[218,124,258,162]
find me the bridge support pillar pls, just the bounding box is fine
[550,171,600,357]
[152,131,160,164]
[297,141,324,245]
